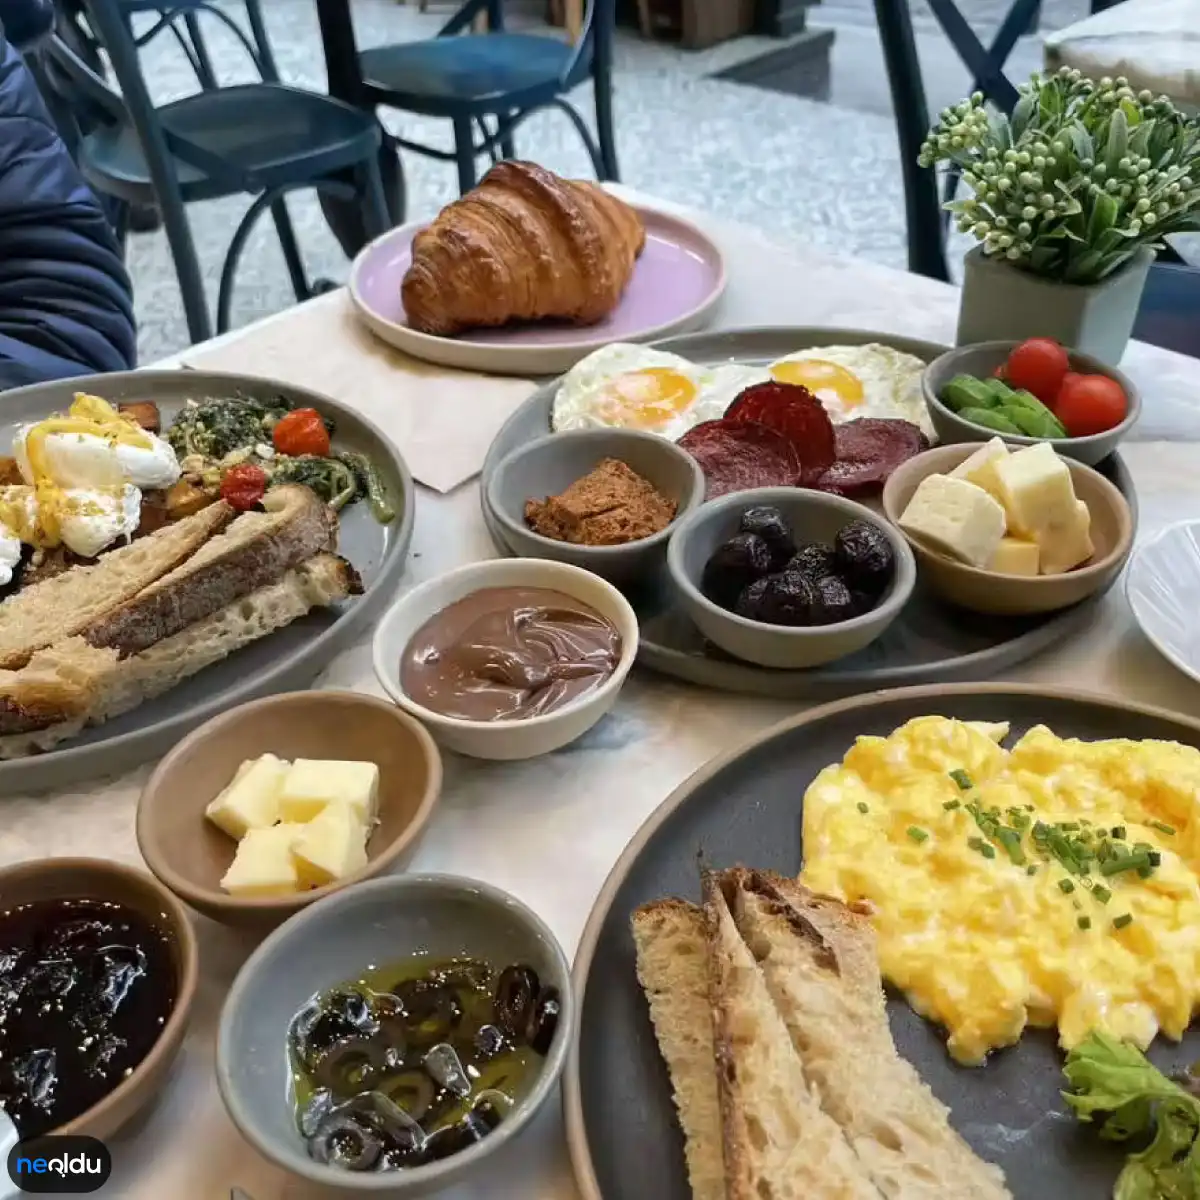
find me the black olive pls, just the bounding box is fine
[526,987,562,1055]
[473,1023,508,1060]
[424,1110,495,1161]
[312,1036,389,1096]
[808,575,857,625]
[391,980,464,1047]
[297,1088,335,1138]
[738,505,796,568]
[424,1042,471,1098]
[493,966,540,1043]
[472,1095,507,1131]
[433,960,492,991]
[734,576,771,621]
[376,1069,437,1121]
[343,1090,426,1147]
[755,572,820,627]
[785,542,837,583]
[308,1113,382,1171]
[294,988,378,1068]
[702,533,773,611]
[834,520,895,596]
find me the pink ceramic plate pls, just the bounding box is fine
[348,206,727,377]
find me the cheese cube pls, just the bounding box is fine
[988,537,1040,577]
[204,753,288,840]
[290,802,370,888]
[278,759,379,825]
[219,823,306,896]
[993,443,1077,538]
[1037,499,1094,575]
[950,437,1009,503]
[898,475,1007,568]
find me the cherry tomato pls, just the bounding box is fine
[273,408,331,457]
[220,463,268,511]
[1053,373,1128,438]
[1004,338,1070,405]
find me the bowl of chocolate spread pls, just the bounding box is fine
[372,559,638,760]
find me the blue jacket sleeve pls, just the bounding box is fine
[0,26,136,390]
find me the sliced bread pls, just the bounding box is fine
[81,484,336,658]
[632,899,726,1200]
[703,871,881,1200]
[0,553,361,759]
[0,500,234,671]
[727,870,1010,1200]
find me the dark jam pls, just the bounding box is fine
[0,897,177,1138]
[289,957,562,1173]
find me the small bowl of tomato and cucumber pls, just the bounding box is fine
[922,338,1140,467]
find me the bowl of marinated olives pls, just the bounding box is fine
[216,872,572,1193]
[666,487,916,669]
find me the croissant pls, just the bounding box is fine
[401,161,646,337]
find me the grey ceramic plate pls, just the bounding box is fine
[0,370,414,794]
[563,683,1200,1200]
[480,328,1137,698]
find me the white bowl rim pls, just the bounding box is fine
[371,557,639,732]
[922,338,1142,449]
[215,870,574,1191]
[1125,518,1200,686]
[485,428,706,558]
[666,485,917,635]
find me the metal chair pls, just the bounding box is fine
[34,0,392,345]
[352,0,621,196]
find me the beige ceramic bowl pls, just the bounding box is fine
[137,690,442,928]
[0,857,198,1140]
[881,443,1135,616]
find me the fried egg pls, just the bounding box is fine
[801,716,1200,1065]
[768,344,931,436]
[551,344,733,441]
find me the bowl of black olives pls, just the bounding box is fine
[666,487,916,668]
[217,872,572,1193]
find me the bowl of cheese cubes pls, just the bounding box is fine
[881,439,1134,615]
[136,690,443,926]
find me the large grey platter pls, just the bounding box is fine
[563,683,1200,1200]
[0,370,414,794]
[481,327,1137,698]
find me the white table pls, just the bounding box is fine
[11,188,1200,1200]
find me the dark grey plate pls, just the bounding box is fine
[481,327,1138,699]
[563,684,1200,1200]
[0,370,414,793]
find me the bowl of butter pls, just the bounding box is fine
[136,690,443,926]
[881,439,1134,616]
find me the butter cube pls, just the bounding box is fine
[898,475,1007,568]
[994,443,1077,538]
[219,823,307,896]
[950,437,1009,503]
[1037,499,1094,575]
[278,759,379,825]
[988,537,1040,577]
[204,753,288,840]
[290,802,370,888]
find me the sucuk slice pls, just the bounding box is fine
[724,381,836,485]
[677,419,802,499]
[815,418,928,497]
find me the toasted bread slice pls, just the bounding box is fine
[0,501,234,671]
[704,872,880,1200]
[82,484,336,658]
[0,553,361,759]
[632,900,726,1200]
[726,870,1010,1200]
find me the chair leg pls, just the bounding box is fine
[593,80,619,181]
[499,110,516,160]
[357,157,393,240]
[160,192,213,344]
[452,117,477,194]
[269,197,310,304]
[241,0,281,81]
[182,12,219,89]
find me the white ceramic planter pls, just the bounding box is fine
[956,245,1154,366]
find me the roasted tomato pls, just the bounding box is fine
[220,463,268,510]
[273,408,331,457]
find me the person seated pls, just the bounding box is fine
[0,6,136,390]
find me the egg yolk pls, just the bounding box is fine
[771,359,864,409]
[596,368,697,430]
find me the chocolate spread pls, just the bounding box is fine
[401,586,622,722]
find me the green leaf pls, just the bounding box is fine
[1087,190,1120,243]
[1011,92,1037,142]
[1068,121,1095,164]
[1063,1031,1195,1120]
[986,108,1012,153]
[1106,108,1130,175]
[1128,119,1153,158]
[1120,97,1143,127]
[1064,248,1105,282]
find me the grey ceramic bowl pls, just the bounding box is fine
[666,487,917,669]
[216,873,573,1195]
[486,429,705,584]
[923,340,1140,466]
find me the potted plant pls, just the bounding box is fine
[920,68,1200,364]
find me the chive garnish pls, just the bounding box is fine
[1059,821,1080,832]
[1149,851,1162,867]
[1058,878,1075,894]
[907,826,929,844]
[1092,885,1112,904]
[980,844,996,859]
[1113,913,1134,930]
[1026,864,1038,875]
[1078,916,1092,930]
[857,802,869,814]
[1111,826,1126,839]
[1150,821,1176,836]
[1100,851,1155,876]
[943,799,961,811]
[949,769,974,790]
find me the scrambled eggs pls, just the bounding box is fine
[800,716,1200,1065]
